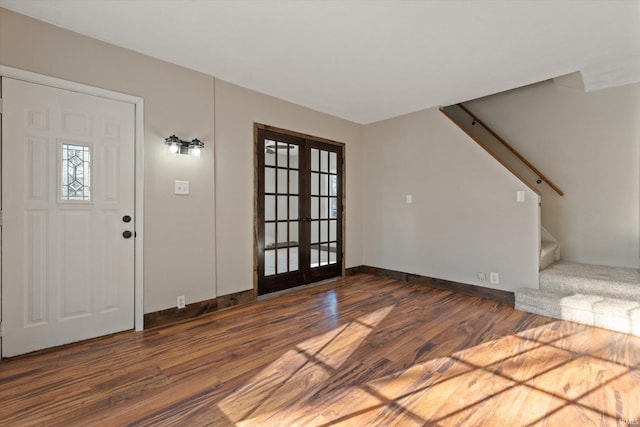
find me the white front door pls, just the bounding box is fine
[1,78,135,357]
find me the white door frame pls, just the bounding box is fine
[0,66,144,331]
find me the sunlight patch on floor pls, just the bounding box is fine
[218,305,395,424]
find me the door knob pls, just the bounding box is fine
[122,230,133,239]
[123,215,132,223]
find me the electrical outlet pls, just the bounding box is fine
[175,180,190,195]
[177,295,186,309]
[490,272,499,284]
[477,272,486,282]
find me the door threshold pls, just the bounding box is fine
[257,276,342,301]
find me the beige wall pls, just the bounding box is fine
[214,80,362,296]
[467,80,640,268]
[362,108,540,292]
[0,8,363,311]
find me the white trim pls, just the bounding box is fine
[0,65,145,331]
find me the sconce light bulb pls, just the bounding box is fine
[168,143,179,154]
[191,146,201,157]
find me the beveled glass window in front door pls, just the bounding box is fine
[264,139,299,276]
[61,143,91,201]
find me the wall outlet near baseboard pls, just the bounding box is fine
[477,272,486,282]
[490,272,499,284]
[177,295,186,309]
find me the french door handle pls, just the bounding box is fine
[300,217,312,222]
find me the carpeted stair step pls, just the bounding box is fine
[515,287,640,336]
[539,261,640,301]
[539,240,558,271]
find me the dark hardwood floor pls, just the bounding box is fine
[1,274,639,426]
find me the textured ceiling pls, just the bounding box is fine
[2,0,639,124]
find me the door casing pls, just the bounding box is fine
[0,66,145,337]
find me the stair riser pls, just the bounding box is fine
[539,281,640,302]
[516,293,640,336]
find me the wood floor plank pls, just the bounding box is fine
[1,273,639,426]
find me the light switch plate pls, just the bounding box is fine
[516,190,525,203]
[406,194,413,204]
[175,180,190,195]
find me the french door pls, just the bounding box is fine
[256,126,343,295]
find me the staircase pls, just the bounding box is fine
[440,103,640,336]
[516,261,640,336]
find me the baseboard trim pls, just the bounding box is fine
[355,265,515,306]
[144,289,256,329]
[144,266,513,328]
[345,266,364,276]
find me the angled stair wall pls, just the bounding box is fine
[441,104,563,197]
[441,104,563,273]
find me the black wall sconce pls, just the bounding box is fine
[165,135,204,157]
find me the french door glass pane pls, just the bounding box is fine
[329,243,337,264]
[277,196,288,220]
[265,196,276,221]
[265,168,275,193]
[330,152,337,173]
[310,244,319,267]
[329,220,337,241]
[265,250,276,276]
[289,247,299,271]
[320,197,328,219]
[320,246,328,266]
[311,148,319,171]
[289,170,299,194]
[289,145,299,169]
[311,220,319,244]
[289,222,299,243]
[277,168,288,193]
[311,197,319,220]
[277,222,288,243]
[265,140,276,166]
[320,150,329,173]
[311,172,319,196]
[265,223,275,247]
[289,196,299,219]
[320,221,328,243]
[276,248,288,274]
[320,174,329,196]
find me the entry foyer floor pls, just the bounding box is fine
[1,274,639,426]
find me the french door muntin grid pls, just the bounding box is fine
[263,142,340,277]
[264,139,300,276]
[257,126,343,295]
[309,148,338,268]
